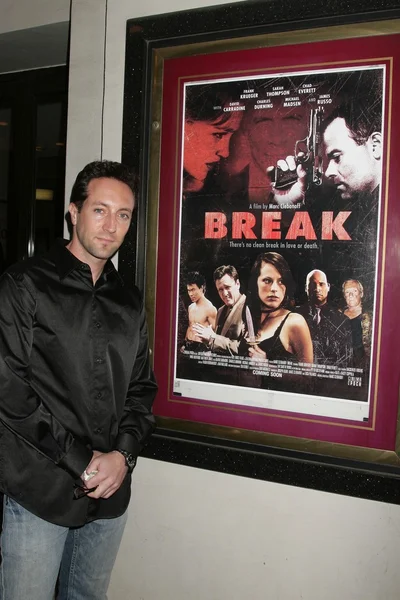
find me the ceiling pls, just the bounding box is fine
[0,22,69,74]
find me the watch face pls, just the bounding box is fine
[119,450,136,469]
[127,455,136,469]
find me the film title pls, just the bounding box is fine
[204,211,352,241]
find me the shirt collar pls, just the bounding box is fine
[310,302,327,314]
[49,239,123,284]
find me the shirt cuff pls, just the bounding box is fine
[114,433,141,458]
[58,438,93,479]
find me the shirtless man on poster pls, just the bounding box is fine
[183,271,217,352]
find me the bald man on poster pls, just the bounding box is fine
[297,269,353,368]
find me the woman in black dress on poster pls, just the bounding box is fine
[247,252,313,364]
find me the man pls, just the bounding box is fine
[182,271,216,352]
[321,100,382,294]
[297,269,352,367]
[267,94,382,207]
[270,95,382,294]
[322,101,382,201]
[0,160,158,599]
[192,265,251,356]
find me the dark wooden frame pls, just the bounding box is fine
[121,0,400,503]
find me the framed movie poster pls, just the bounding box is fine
[122,2,400,496]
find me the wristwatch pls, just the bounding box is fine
[115,449,137,472]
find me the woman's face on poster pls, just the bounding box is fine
[257,261,286,310]
[183,111,243,192]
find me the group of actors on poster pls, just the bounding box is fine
[176,66,383,403]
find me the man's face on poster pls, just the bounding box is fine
[307,271,330,307]
[183,111,243,192]
[215,274,241,307]
[323,117,381,200]
[187,283,203,303]
[343,281,363,308]
[245,106,307,174]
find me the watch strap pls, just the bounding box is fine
[115,449,136,472]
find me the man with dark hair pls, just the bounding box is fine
[269,86,383,296]
[320,98,382,296]
[265,68,383,205]
[297,269,353,367]
[0,160,157,599]
[193,265,251,356]
[322,99,382,201]
[182,271,217,352]
[69,159,138,210]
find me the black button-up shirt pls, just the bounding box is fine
[0,240,157,526]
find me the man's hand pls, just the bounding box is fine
[191,323,214,342]
[81,450,128,499]
[267,155,307,207]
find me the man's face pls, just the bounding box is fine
[183,112,242,192]
[323,117,379,199]
[215,274,241,307]
[307,271,330,307]
[246,107,307,174]
[343,282,363,308]
[69,177,134,264]
[187,283,204,303]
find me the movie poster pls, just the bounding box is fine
[173,66,384,422]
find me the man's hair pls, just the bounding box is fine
[322,98,382,146]
[213,265,239,283]
[342,278,364,295]
[70,160,137,212]
[186,271,206,290]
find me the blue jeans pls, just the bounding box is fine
[0,495,128,600]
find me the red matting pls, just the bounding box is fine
[152,32,400,452]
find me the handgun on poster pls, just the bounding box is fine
[271,106,324,190]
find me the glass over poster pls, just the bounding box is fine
[125,18,400,467]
